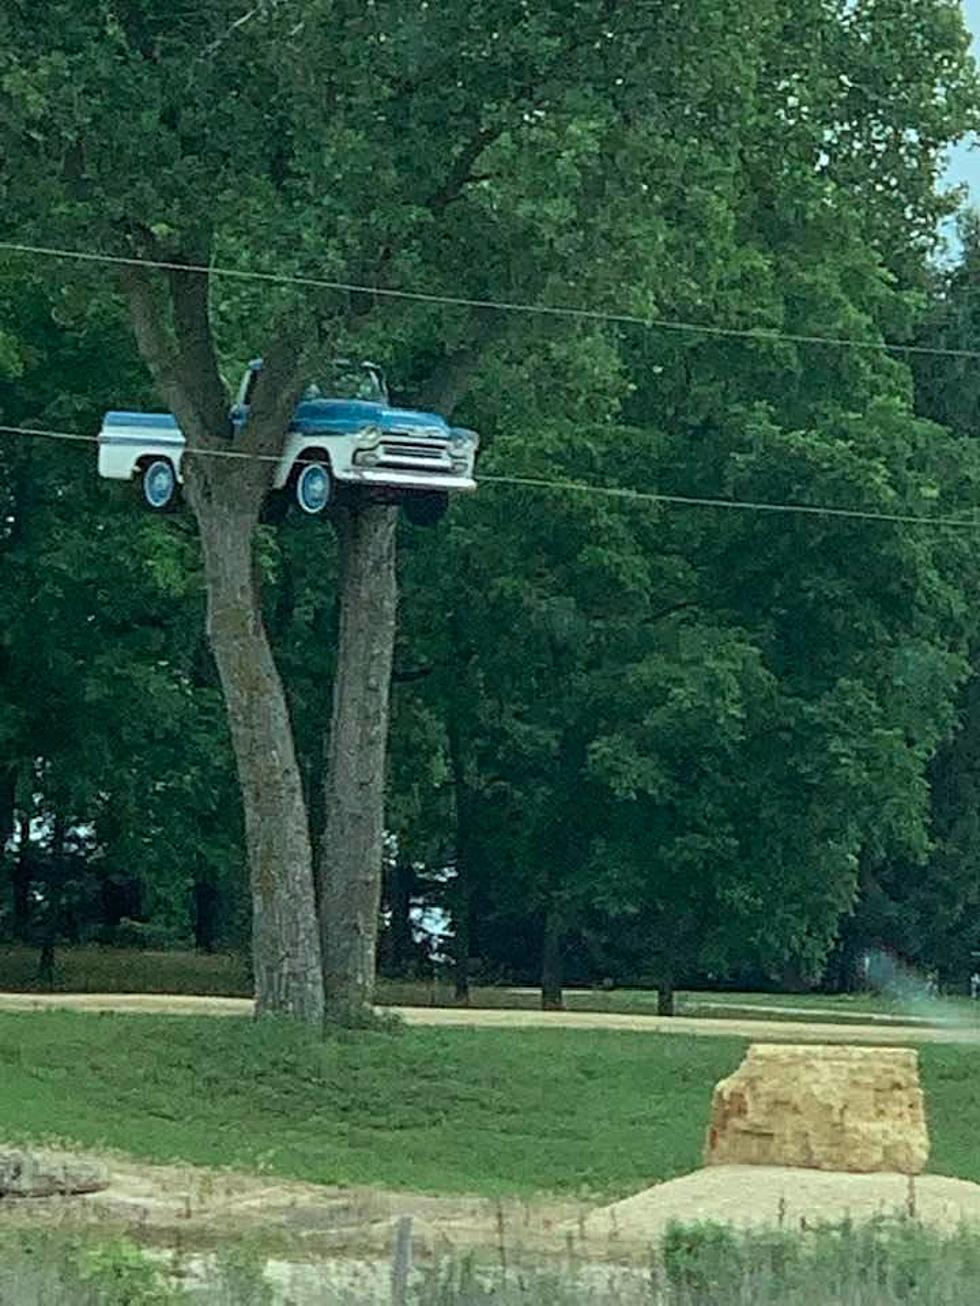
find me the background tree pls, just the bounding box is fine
[2,0,979,1013]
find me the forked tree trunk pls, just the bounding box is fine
[195,484,323,1022]
[319,503,398,1020]
[124,263,326,1021]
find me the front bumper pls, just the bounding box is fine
[336,467,477,492]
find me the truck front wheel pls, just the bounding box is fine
[137,458,178,512]
[295,461,333,515]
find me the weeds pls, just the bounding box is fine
[4,1218,980,1304]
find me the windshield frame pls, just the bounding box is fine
[239,358,388,407]
[303,359,388,404]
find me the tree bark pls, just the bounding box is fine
[195,486,324,1021]
[318,503,398,1021]
[124,262,323,1023]
[541,908,565,1011]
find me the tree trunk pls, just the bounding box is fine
[12,811,31,943]
[196,490,323,1022]
[124,264,323,1022]
[541,908,564,1011]
[318,504,398,1021]
[0,767,14,854]
[447,697,473,1006]
[388,861,415,976]
[657,979,676,1016]
[37,813,67,988]
[193,879,220,952]
[452,890,471,1004]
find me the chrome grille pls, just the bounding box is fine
[380,441,446,461]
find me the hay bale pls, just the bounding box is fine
[704,1044,928,1174]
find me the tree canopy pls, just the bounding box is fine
[2,0,980,1005]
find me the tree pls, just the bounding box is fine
[0,260,247,956]
[389,0,980,1007]
[2,0,977,1016]
[0,0,782,1015]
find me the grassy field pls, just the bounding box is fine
[1,1011,979,1198]
[0,946,253,996]
[3,946,976,1028]
[0,1011,741,1197]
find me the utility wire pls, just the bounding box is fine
[2,422,978,531]
[2,239,980,362]
[479,473,980,529]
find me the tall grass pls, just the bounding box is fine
[3,1218,980,1304]
[412,1219,980,1304]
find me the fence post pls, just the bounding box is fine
[391,1214,413,1305]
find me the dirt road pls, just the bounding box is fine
[2,990,979,1044]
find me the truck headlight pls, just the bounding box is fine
[358,424,383,443]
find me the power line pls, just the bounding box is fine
[2,239,979,362]
[0,424,262,464]
[2,421,978,532]
[480,473,980,530]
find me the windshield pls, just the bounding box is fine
[303,361,386,403]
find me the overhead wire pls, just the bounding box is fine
[2,239,980,361]
[2,422,979,532]
[2,239,978,531]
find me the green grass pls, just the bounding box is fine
[0,1011,741,1197]
[1,1011,980,1198]
[6,947,976,1029]
[384,979,980,1025]
[0,946,251,996]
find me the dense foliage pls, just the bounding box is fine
[2,0,980,1001]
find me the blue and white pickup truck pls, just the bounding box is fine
[98,359,479,525]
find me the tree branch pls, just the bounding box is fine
[166,248,232,437]
[201,2,271,58]
[646,599,700,624]
[121,266,193,430]
[242,319,314,457]
[123,258,232,448]
[392,665,433,685]
[413,311,504,417]
[424,127,501,213]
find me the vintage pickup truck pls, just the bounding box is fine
[97,359,479,525]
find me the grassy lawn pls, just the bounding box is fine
[1,1011,979,1199]
[0,946,252,996]
[0,1011,739,1197]
[6,947,978,1029]
[385,982,979,1024]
